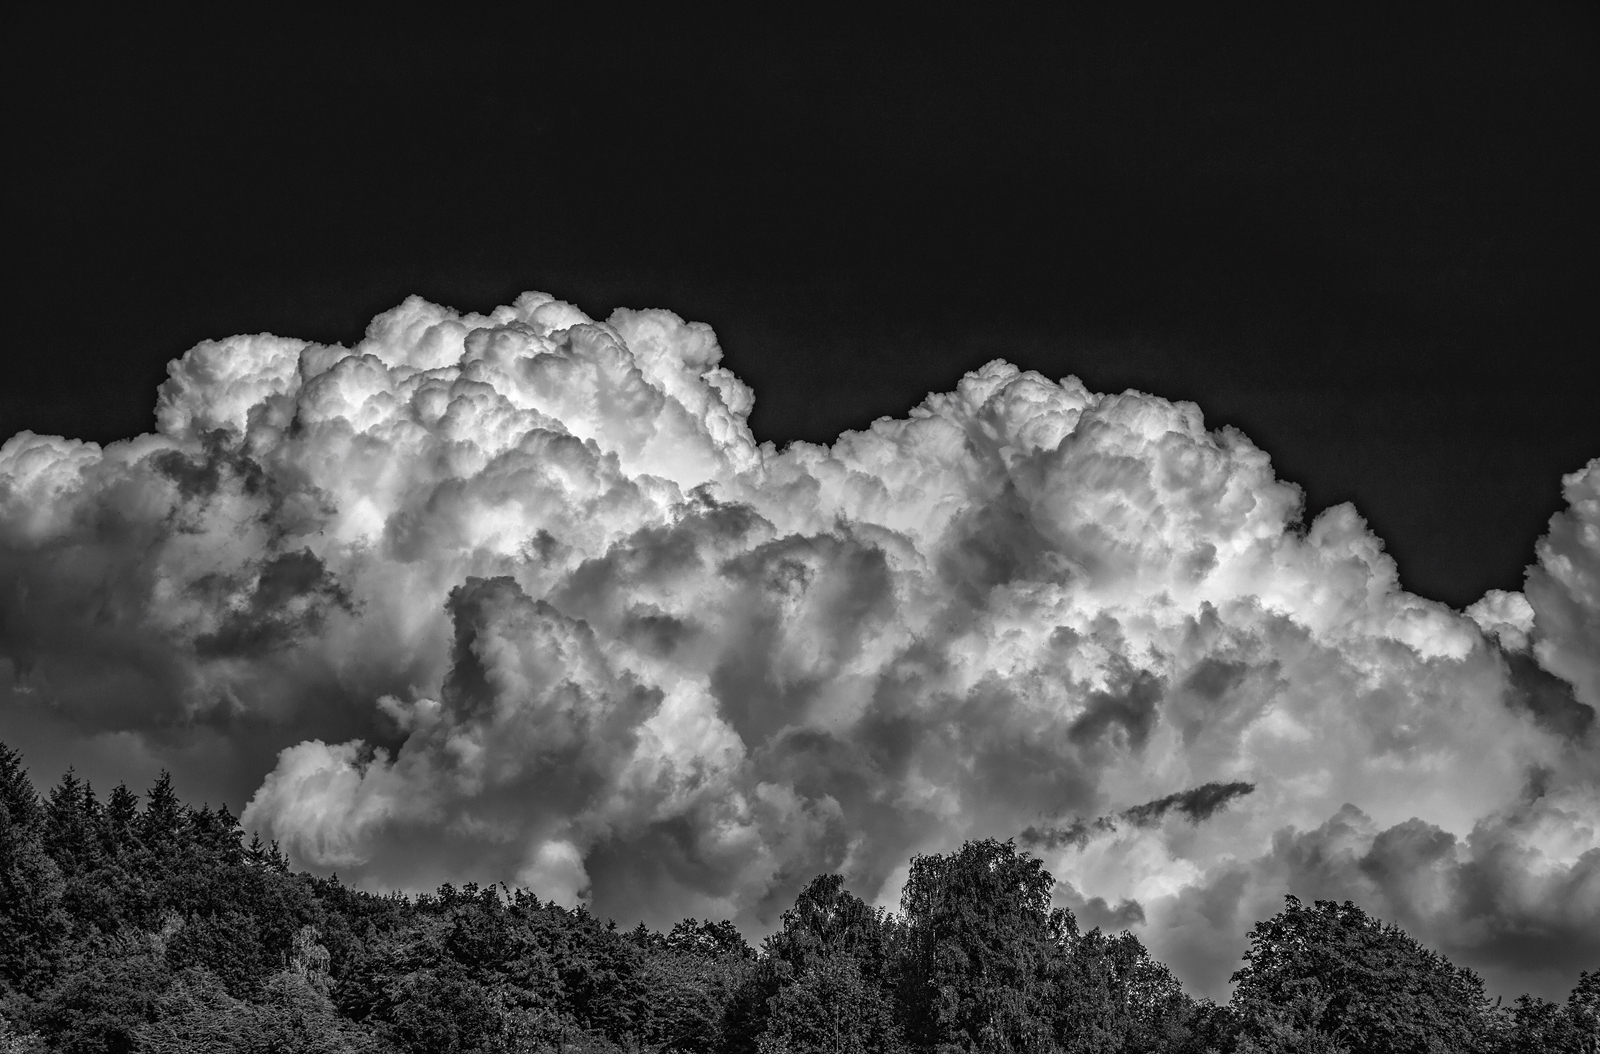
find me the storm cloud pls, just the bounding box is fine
[2,293,1595,998]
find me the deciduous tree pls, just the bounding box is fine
[1230,897,1492,1054]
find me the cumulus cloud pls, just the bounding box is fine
[1,292,1596,999]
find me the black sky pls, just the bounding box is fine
[4,7,1595,608]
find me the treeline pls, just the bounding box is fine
[0,743,1594,1054]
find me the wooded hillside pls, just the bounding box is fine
[2,742,1593,1053]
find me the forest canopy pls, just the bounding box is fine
[1,741,1594,1053]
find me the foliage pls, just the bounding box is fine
[1229,896,1492,1054]
[759,954,899,1054]
[752,874,902,1054]
[635,918,752,1054]
[0,740,1592,1054]
[0,743,65,994]
[1484,969,1600,1054]
[136,966,382,1054]
[0,1011,46,1054]
[896,838,1065,1053]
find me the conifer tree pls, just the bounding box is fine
[0,743,41,830]
[43,769,89,870]
[104,785,139,852]
[139,772,185,856]
[0,743,64,993]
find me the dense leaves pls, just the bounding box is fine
[1230,897,1493,1054]
[738,874,901,1054]
[895,840,1212,1054]
[0,741,1593,1052]
[0,744,63,995]
[897,839,1065,1052]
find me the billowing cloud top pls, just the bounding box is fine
[2,293,1596,999]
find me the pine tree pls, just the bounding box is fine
[0,742,65,993]
[0,742,42,830]
[140,772,185,855]
[43,769,89,871]
[104,785,140,856]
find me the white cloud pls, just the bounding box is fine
[1,293,1594,999]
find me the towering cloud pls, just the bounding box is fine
[1,293,1595,998]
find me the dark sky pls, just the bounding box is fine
[5,7,1596,608]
